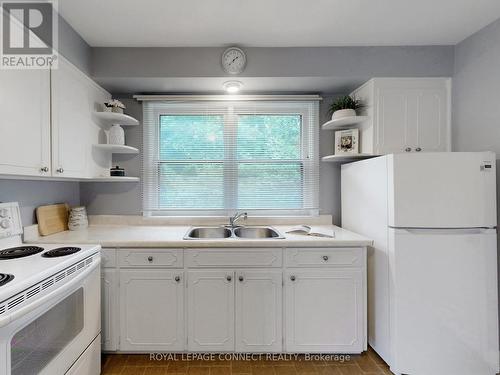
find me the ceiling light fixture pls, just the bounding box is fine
[223,80,243,94]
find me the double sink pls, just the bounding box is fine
[184,226,284,240]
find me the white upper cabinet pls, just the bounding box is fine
[352,78,451,155]
[51,58,110,178]
[0,69,51,176]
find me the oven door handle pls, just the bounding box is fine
[0,258,101,328]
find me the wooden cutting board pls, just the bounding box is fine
[36,203,69,236]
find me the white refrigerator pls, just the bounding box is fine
[341,152,499,375]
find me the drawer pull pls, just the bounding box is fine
[290,275,296,282]
[322,255,329,262]
[147,256,153,262]
[175,275,181,282]
[238,275,244,282]
[226,275,232,282]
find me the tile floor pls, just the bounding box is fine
[101,348,393,375]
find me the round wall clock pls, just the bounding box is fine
[221,47,246,75]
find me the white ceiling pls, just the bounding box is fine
[59,0,500,47]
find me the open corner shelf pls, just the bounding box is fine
[94,111,140,126]
[321,116,369,130]
[93,144,139,154]
[321,154,379,164]
[83,176,140,182]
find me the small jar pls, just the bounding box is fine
[68,206,88,231]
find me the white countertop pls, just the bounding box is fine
[26,225,372,248]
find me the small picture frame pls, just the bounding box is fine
[335,128,359,154]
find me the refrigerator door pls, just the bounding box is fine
[388,152,496,228]
[389,228,499,375]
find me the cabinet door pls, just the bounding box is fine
[375,79,450,154]
[235,270,282,352]
[101,269,118,351]
[0,69,51,176]
[187,270,234,352]
[51,58,109,178]
[375,87,413,154]
[414,87,449,152]
[120,270,184,351]
[285,269,364,353]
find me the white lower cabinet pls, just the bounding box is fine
[285,268,365,353]
[105,247,366,354]
[119,269,184,351]
[235,270,282,352]
[101,269,118,351]
[187,270,235,352]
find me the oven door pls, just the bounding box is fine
[1,263,100,375]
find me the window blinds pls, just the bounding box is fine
[142,100,319,216]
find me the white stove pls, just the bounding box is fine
[0,202,101,375]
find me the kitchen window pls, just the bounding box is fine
[142,99,319,216]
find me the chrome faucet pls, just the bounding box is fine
[229,212,247,228]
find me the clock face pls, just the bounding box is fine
[222,47,246,75]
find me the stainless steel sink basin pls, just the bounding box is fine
[184,227,232,239]
[183,226,284,240]
[233,226,283,239]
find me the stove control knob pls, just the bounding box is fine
[0,209,8,218]
[0,219,10,229]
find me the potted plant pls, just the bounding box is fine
[104,99,126,114]
[329,95,362,120]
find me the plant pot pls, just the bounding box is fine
[111,107,124,114]
[108,124,125,145]
[103,106,112,112]
[332,108,356,120]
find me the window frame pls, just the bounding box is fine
[143,101,319,217]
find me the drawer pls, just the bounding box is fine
[186,248,282,268]
[285,248,364,267]
[101,248,117,268]
[118,248,183,268]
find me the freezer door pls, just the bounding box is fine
[388,152,496,228]
[389,228,499,375]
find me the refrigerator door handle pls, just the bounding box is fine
[390,227,497,235]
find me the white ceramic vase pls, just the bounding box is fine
[108,124,125,145]
[68,206,88,231]
[332,108,356,120]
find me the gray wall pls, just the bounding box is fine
[58,15,92,74]
[0,180,80,225]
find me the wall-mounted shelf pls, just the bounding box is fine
[94,112,140,126]
[93,144,139,154]
[321,154,379,164]
[321,116,369,130]
[83,176,140,182]
[0,174,140,182]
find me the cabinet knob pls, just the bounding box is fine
[56,167,64,173]
[147,256,153,262]
[226,275,232,282]
[405,147,412,152]
[290,275,296,282]
[322,255,329,262]
[415,147,422,152]
[40,166,49,172]
[238,275,244,282]
[175,275,181,282]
